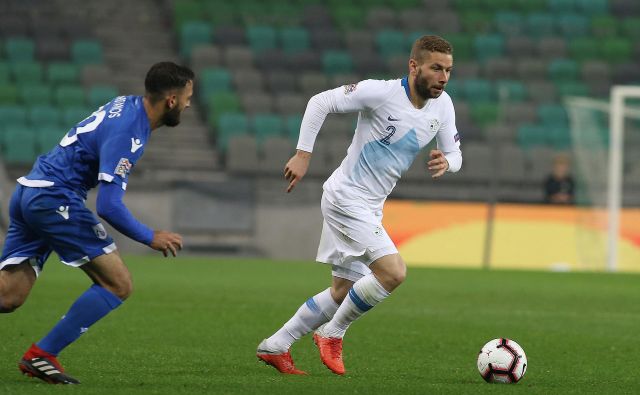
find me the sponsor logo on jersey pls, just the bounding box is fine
[56,205,70,220]
[114,158,132,178]
[92,223,108,240]
[454,132,460,142]
[131,138,143,153]
[428,119,441,132]
[387,115,401,122]
[343,83,358,95]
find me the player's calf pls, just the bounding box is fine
[0,263,35,313]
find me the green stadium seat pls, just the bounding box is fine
[237,2,270,25]
[601,38,632,64]
[199,68,232,101]
[621,17,640,38]
[285,114,302,143]
[548,0,576,13]
[11,62,43,85]
[322,51,353,75]
[575,0,608,15]
[517,124,548,148]
[0,105,27,126]
[63,106,92,126]
[47,62,80,85]
[526,13,555,37]
[591,16,618,38]
[387,0,421,7]
[546,126,571,148]
[496,80,528,102]
[463,79,495,102]
[0,62,10,83]
[375,30,407,59]
[568,38,599,62]
[268,3,302,27]
[88,85,118,108]
[473,34,505,61]
[461,11,493,34]
[453,0,484,11]
[35,126,64,153]
[5,38,35,63]
[247,26,277,54]
[204,2,237,25]
[180,22,212,58]
[513,0,547,12]
[216,112,250,151]
[557,14,589,37]
[279,27,310,54]
[19,84,52,105]
[208,92,240,127]
[29,105,62,127]
[538,104,568,126]
[0,85,18,104]
[3,126,37,164]
[332,5,363,30]
[548,59,578,81]
[495,12,525,36]
[71,40,103,66]
[470,103,499,126]
[446,34,473,61]
[173,0,205,30]
[55,85,86,108]
[252,114,283,144]
[556,81,589,97]
[444,80,460,101]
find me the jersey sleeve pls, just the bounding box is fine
[98,128,144,190]
[435,93,462,173]
[297,79,393,152]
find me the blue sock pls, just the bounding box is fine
[37,284,122,355]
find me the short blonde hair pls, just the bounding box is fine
[410,35,453,64]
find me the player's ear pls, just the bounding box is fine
[408,58,418,76]
[166,94,177,109]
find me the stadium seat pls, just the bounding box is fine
[538,104,568,126]
[232,69,264,94]
[279,27,310,54]
[557,14,589,37]
[496,80,528,101]
[19,85,52,105]
[506,36,536,58]
[71,40,103,66]
[190,45,222,74]
[591,16,618,38]
[3,126,37,164]
[495,12,525,36]
[180,21,212,58]
[204,2,237,25]
[55,85,86,108]
[332,5,363,30]
[285,114,303,142]
[601,38,632,64]
[322,51,353,75]
[375,30,407,59]
[443,34,473,61]
[0,85,18,105]
[5,38,35,63]
[482,58,515,80]
[87,85,118,108]
[240,92,273,115]
[462,79,495,102]
[548,59,578,81]
[216,112,250,151]
[556,81,589,97]
[526,13,556,37]
[274,93,306,116]
[473,34,505,61]
[461,11,493,34]
[11,62,43,85]
[199,68,232,101]
[260,136,293,175]
[428,11,462,33]
[35,126,64,153]
[513,0,548,13]
[576,0,609,14]
[621,17,640,38]
[0,62,10,83]
[265,71,297,93]
[29,105,62,128]
[62,107,92,126]
[568,38,599,62]
[226,135,259,174]
[546,126,572,148]
[247,26,277,54]
[173,0,204,30]
[537,37,568,59]
[470,103,499,127]
[208,92,241,127]
[252,114,283,144]
[517,124,547,148]
[548,0,576,13]
[498,143,526,182]
[47,62,79,85]
[0,105,28,126]
[365,7,398,30]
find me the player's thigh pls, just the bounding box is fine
[80,251,132,301]
[369,253,406,291]
[0,261,37,311]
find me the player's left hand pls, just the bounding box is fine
[427,149,449,179]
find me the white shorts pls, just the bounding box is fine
[316,193,398,282]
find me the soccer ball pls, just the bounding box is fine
[477,338,527,383]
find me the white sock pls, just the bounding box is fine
[265,288,339,352]
[320,274,390,339]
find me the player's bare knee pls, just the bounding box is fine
[0,294,24,313]
[113,278,134,300]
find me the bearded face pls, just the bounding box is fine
[162,104,182,127]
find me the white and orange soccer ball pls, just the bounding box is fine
[477,338,527,383]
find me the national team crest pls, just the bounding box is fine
[428,119,441,132]
[343,83,358,95]
[114,158,132,178]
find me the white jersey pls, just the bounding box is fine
[297,77,462,211]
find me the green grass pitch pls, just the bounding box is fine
[1,256,639,394]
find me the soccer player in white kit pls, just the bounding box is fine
[257,35,462,375]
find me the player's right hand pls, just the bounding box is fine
[284,150,311,193]
[150,230,183,257]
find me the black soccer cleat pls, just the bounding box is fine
[19,356,80,385]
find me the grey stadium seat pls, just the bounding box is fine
[526,146,557,183]
[274,93,307,115]
[366,8,397,30]
[265,71,298,94]
[506,36,536,57]
[190,45,222,74]
[344,30,374,54]
[232,68,265,94]
[482,58,515,80]
[298,72,329,97]
[260,137,293,176]
[227,135,259,175]
[498,143,526,183]
[223,46,254,69]
[240,92,273,115]
[515,58,547,81]
[537,38,568,59]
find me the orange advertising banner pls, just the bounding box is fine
[383,200,640,272]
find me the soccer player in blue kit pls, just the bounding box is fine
[0,62,194,384]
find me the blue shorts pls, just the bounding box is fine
[0,184,116,276]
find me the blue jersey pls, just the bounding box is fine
[19,96,151,199]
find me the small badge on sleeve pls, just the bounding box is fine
[343,83,358,95]
[454,133,460,142]
[114,158,132,178]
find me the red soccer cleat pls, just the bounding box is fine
[313,332,345,375]
[19,343,80,384]
[256,340,307,375]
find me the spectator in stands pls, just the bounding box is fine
[544,154,575,205]
[0,62,193,384]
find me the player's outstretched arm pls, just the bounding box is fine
[149,230,183,257]
[427,149,450,179]
[284,150,311,193]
